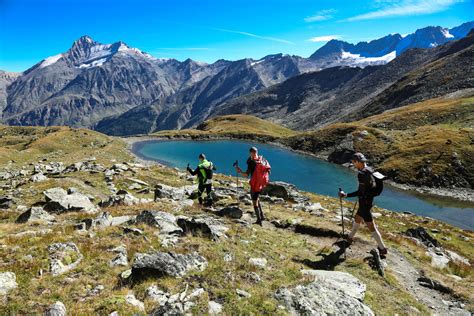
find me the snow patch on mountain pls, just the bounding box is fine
[341,51,396,65]
[39,54,63,68]
[441,29,454,39]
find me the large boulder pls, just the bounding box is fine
[48,242,83,276]
[262,182,309,203]
[131,251,207,279]
[177,215,228,240]
[43,188,97,214]
[99,190,145,207]
[275,270,373,316]
[16,206,55,224]
[154,184,187,201]
[135,210,182,235]
[0,272,17,295]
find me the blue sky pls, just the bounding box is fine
[0,0,472,72]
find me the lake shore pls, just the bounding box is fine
[122,134,474,203]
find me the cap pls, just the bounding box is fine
[198,153,206,159]
[352,152,367,162]
[249,146,258,153]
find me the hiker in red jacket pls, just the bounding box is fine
[235,146,271,226]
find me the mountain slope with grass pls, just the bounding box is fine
[0,125,472,315]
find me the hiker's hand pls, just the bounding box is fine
[235,166,242,173]
[339,191,347,198]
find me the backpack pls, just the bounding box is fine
[203,162,216,180]
[369,170,386,197]
[249,156,271,192]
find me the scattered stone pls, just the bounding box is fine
[177,215,228,240]
[125,292,145,311]
[48,242,83,276]
[109,245,128,267]
[262,181,309,203]
[86,284,104,297]
[16,206,55,224]
[215,206,243,219]
[43,187,97,214]
[30,173,48,182]
[44,301,66,316]
[0,272,17,295]
[249,258,267,269]
[418,276,453,294]
[127,177,149,186]
[99,190,141,207]
[146,285,170,306]
[0,195,13,209]
[276,270,373,315]
[223,253,233,262]
[154,184,186,201]
[122,227,143,236]
[208,300,223,315]
[405,227,440,247]
[236,289,251,298]
[135,210,182,234]
[131,251,207,279]
[246,272,262,283]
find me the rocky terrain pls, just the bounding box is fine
[0,125,471,315]
[1,22,472,135]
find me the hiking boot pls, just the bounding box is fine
[253,220,263,226]
[378,247,388,259]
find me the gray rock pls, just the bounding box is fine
[276,270,373,315]
[208,300,223,315]
[0,195,13,209]
[30,173,48,182]
[154,184,186,201]
[262,181,309,203]
[0,272,17,295]
[99,190,140,207]
[125,292,145,311]
[109,245,128,267]
[16,206,55,224]
[249,258,267,269]
[146,285,170,306]
[44,301,66,316]
[236,289,251,298]
[135,210,182,235]
[216,206,243,219]
[43,187,97,214]
[177,215,228,240]
[132,251,207,279]
[48,242,83,276]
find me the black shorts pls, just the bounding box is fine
[250,191,261,201]
[356,199,374,222]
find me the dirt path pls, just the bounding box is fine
[238,211,470,315]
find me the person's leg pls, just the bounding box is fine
[197,183,204,204]
[205,184,213,204]
[251,192,262,224]
[348,214,363,240]
[366,221,387,251]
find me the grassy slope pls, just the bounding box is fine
[0,125,472,315]
[152,114,298,139]
[284,97,474,187]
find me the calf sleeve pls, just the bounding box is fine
[371,227,386,249]
[348,221,360,239]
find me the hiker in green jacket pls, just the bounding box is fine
[187,153,216,205]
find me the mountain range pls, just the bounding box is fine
[1,21,473,135]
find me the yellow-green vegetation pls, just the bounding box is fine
[285,97,474,187]
[153,114,298,139]
[0,125,473,315]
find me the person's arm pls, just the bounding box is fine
[187,166,198,176]
[347,172,370,197]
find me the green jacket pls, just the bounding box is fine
[188,159,213,185]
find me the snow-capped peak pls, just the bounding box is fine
[441,28,454,39]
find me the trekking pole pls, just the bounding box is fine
[339,188,346,259]
[232,160,239,188]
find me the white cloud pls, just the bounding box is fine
[344,0,462,22]
[307,35,342,42]
[213,28,294,44]
[304,9,336,22]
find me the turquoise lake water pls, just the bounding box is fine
[133,140,474,230]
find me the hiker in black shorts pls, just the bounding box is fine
[339,153,388,258]
[235,146,265,225]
